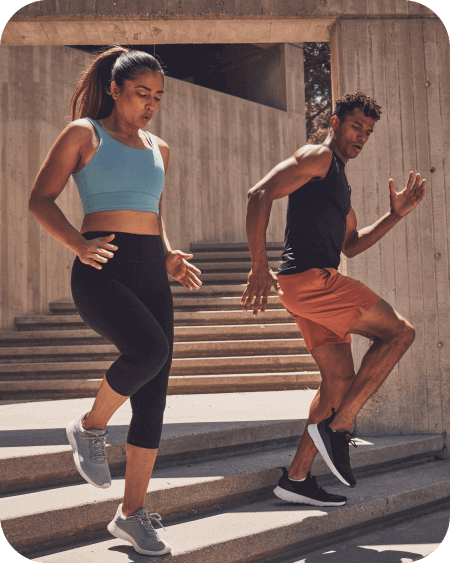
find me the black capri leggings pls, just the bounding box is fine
[71,231,174,449]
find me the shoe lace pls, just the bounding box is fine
[336,432,357,464]
[139,513,166,536]
[308,474,325,493]
[86,434,107,461]
[346,433,358,449]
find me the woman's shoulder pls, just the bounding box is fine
[61,118,96,141]
[59,118,100,152]
[149,133,169,153]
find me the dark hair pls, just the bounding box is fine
[333,91,382,123]
[70,46,164,121]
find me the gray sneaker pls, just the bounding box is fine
[107,503,171,556]
[66,411,111,488]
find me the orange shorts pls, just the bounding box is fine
[277,268,382,352]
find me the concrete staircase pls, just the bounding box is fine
[0,392,448,562]
[1,243,448,561]
[0,243,320,402]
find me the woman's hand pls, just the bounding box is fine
[165,250,202,290]
[76,234,118,270]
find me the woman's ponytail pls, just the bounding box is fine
[69,46,165,122]
[69,46,129,121]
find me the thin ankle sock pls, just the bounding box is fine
[120,506,135,519]
[289,476,306,482]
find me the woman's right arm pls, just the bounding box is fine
[28,121,117,269]
[29,122,88,251]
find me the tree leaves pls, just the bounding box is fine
[304,43,331,144]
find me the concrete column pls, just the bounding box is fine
[330,18,450,446]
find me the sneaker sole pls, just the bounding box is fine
[273,486,346,506]
[66,420,111,489]
[107,521,171,556]
[308,423,353,488]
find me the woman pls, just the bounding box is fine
[28,46,202,557]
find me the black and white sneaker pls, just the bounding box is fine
[308,408,358,488]
[274,467,347,506]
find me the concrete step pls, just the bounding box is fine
[2,440,446,559]
[0,339,307,363]
[0,324,300,347]
[0,353,317,379]
[49,294,282,315]
[188,250,281,262]
[15,309,292,330]
[176,259,280,271]
[0,390,315,495]
[190,242,284,252]
[0,371,321,400]
[271,506,450,563]
[24,460,450,562]
[171,271,251,283]
[169,283,249,294]
[167,372,321,394]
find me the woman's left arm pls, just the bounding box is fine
[156,137,202,291]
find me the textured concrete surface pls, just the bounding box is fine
[0,323,299,344]
[1,387,444,555]
[0,338,307,359]
[278,506,450,563]
[26,460,450,563]
[0,353,316,375]
[1,435,443,550]
[0,391,314,490]
[15,308,292,328]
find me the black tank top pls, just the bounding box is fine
[278,144,351,275]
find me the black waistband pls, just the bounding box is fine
[81,231,165,262]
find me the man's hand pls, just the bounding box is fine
[390,171,426,218]
[241,267,283,316]
[166,251,202,290]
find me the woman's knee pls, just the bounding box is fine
[127,332,170,373]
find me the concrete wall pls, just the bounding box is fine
[3,0,436,46]
[0,45,305,330]
[9,0,436,19]
[330,18,450,441]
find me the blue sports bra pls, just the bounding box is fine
[72,117,165,216]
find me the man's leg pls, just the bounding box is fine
[307,298,415,488]
[288,343,355,480]
[329,299,415,432]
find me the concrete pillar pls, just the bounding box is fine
[330,18,450,445]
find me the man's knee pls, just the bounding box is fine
[397,319,415,347]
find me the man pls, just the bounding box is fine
[241,92,426,506]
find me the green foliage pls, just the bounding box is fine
[303,43,331,144]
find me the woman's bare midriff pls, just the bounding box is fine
[80,209,161,236]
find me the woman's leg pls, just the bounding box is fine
[82,375,128,431]
[122,259,174,515]
[122,445,158,516]
[71,255,170,429]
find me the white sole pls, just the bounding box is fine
[107,521,171,556]
[66,420,111,489]
[273,486,346,507]
[308,423,352,487]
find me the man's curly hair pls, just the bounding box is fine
[333,91,382,122]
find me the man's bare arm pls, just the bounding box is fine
[342,207,402,258]
[242,146,332,315]
[246,147,332,266]
[343,172,426,258]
